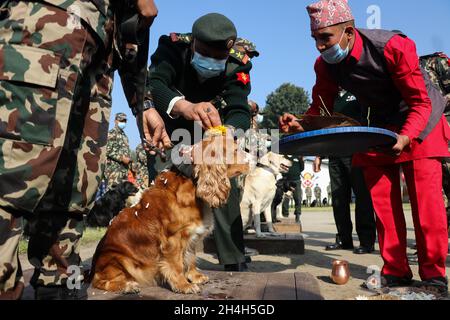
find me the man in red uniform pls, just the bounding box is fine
[280,0,449,294]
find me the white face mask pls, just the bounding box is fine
[191,51,227,79]
[321,30,350,64]
[256,114,264,123]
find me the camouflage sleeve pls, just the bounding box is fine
[106,130,124,164]
[136,145,147,164]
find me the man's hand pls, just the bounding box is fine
[137,0,158,28]
[142,108,172,154]
[313,157,322,173]
[122,156,132,166]
[279,113,304,134]
[391,134,411,157]
[172,100,222,130]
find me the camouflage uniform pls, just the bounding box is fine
[420,53,450,215]
[305,186,312,207]
[314,186,322,207]
[135,143,149,189]
[0,0,118,298]
[104,124,132,191]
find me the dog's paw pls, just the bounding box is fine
[255,233,268,239]
[187,271,210,285]
[121,281,141,295]
[173,283,201,295]
[267,232,283,238]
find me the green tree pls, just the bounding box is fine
[261,83,311,129]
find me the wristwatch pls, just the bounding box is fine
[143,99,155,111]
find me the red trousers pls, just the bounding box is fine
[363,158,448,280]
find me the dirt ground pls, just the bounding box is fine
[19,206,450,300]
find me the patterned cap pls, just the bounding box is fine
[307,0,354,31]
[115,113,127,121]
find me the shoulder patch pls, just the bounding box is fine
[229,37,259,65]
[170,33,192,44]
[236,72,251,85]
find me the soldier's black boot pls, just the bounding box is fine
[34,284,88,300]
[325,234,354,251]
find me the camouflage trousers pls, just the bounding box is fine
[0,1,114,297]
[0,207,84,298]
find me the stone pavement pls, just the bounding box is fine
[19,206,450,300]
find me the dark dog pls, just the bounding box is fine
[86,182,139,228]
[271,180,296,222]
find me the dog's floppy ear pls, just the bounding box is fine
[193,135,231,208]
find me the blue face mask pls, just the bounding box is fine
[191,51,227,80]
[321,30,349,64]
[118,122,126,130]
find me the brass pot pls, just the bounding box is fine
[331,260,350,285]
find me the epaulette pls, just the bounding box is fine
[170,33,192,44]
[229,38,260,65]
[420,52,448,60]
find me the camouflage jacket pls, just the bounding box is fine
[135,143,149,189]
[420,52,450,110]
[105,126,131,176]
[305,187,312,197]
[314,187,321,198]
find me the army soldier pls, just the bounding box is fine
[325,90,376,255]
[104,113,133,191]
[305,186,313,207]
[314,185,322,207]
[0,0,160,300]
[282,155,304,224]
[147,13,259,272]
[281,0,449,293]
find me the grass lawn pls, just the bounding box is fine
[18,227,107,255]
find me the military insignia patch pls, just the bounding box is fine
[237,72,250,85]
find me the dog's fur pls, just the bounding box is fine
[240,152,292,238]
[90,132,249,294]
[86,182,139,228]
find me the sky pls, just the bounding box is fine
[110,0,450,149]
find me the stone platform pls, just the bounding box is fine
[87,271,323,300]
[273,218,303,234]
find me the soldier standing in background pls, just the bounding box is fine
[104,113,133,191]
[282,155,304,225]
[305,186,313,207]
[314,184,322,207]
[0,0,161,300]
[325,90,376,255]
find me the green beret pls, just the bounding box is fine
[192,13,237,50]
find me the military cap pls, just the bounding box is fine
[192,13,237,50]
[115,113,127,121]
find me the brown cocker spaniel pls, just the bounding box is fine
[90,130,249,294]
